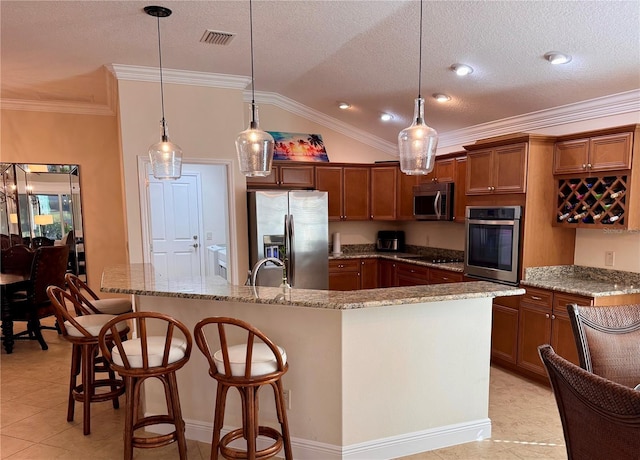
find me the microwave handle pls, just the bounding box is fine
[434,191,442,220]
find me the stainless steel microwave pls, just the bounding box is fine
[413,182,454,220]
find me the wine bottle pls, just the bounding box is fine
[602,212,623,224]
[568,211,587,223]
[593,211,604,221]
[558,212,571,222]
[610,190,624,199]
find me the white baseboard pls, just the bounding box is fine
[167,417,492,459]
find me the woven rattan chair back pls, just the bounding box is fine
[567,303,640,388]
[539,344,640,460]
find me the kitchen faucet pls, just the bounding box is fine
[245,257,290,288]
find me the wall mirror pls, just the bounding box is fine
[1,163,86,281]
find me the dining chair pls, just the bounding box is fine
[538,344,640,460]
[1,244,35,277]
[30,236,55,249]
[65,273,133,315]
[7,245,69,350]
[567,303,640,388]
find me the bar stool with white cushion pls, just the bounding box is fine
[65,273,132,315]
[194,316,293,460]
[98,311,192,460]
[46,286,129,435]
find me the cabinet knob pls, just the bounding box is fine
[487,186,492,190]
[370,215,374,219]
[551,314,556,320]
[587,163,592,169]
[582,164,587,169]
[531,295,542,301]
[545,313,550,318]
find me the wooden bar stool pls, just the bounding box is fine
[194,317,292,460]
[46,286,129,435]
[66,273,133,315]
[98,311,192,460]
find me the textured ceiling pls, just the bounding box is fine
[2,1,639,144]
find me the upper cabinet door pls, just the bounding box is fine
[315,166,343,221]
[493,143,527,193]
[466,149,494,194]
[553,139,590,175]
[343,167,370,221]
[370,166,397,220]
[588,132,632,172]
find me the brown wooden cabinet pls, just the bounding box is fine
[328,259,361,291]
[397,169,419,221]
[517,287,585,377]
[421,158,456,184]
[378,259,398,287]
[553,132,632,175]
[466,143,527,195]
[360,259,379,289]
[316,166,370,221]
[491,295,520,365]
[370,166,397,220]
[428,267,463,284]
[453,157,467,223]
[246,163,315,189]
[396,262,429,286]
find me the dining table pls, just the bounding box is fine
[1,272,30,353]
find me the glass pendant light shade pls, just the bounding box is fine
[398,97,438,175]
[149,119,183,180]
[398,0,438,176]
[145,5,182,180]
[236,107,274,177]
[236,0,274,177]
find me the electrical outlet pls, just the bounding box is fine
[283,389,291,410]
[605,251,615,267]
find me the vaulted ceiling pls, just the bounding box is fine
[2,1,639,148]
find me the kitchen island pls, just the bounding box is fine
[102,264,523,460]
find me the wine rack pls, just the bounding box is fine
[556,175,627,227]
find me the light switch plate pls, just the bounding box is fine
[605,251,615,266]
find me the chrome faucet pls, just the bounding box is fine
[246,257,290,288]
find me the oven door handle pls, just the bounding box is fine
[467,218,517,226]
[434,191,442,220]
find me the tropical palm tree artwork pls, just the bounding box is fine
[268,132,329,162]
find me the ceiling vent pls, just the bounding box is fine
[200,30,235,46]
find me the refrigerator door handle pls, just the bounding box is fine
[288,214,295,287]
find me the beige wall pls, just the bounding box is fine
[0,109,128,289]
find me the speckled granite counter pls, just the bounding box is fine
[329,252,465,273]
[521,265,640,297]
[101,263,522,309]
[101,263,515,457]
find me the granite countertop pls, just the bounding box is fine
[329,252,465,273]
[521,265,640,297]
[101,264,523,310]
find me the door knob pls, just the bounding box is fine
[192,243,199,248]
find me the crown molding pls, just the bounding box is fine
[248,91,399,156]
[438,89,640,149]
[108,64,251,90]
[0,98,115,116]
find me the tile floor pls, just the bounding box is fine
[1,319,567,459]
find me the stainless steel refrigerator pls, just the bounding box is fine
[247,190,328,289]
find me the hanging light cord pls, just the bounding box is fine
[418,0,423,99]
[155,14,168,141]
[249,0,258,128]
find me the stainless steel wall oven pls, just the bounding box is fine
[464,206,522,285]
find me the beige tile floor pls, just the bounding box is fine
[1,319,567,459]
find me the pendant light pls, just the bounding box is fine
[235,0,275,177]
[398,0,438,175]
[145,5,183,180]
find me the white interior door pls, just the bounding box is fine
[148,174,202,279]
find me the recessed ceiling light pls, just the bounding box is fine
[433,93,451,103]
[338,102,351,110]
[544,52,572,65]
[450,63,473,76]
[380,113,393,122]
